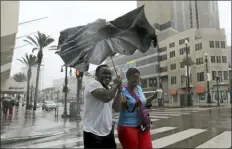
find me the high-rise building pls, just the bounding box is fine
[106,28,230,105]
[228,46,231,68]
[138,1,220,32]
[1,1,20,93]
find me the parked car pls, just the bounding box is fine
[42,101,57,111]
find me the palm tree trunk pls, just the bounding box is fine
[26,68,31,109]
[33,63,41,110]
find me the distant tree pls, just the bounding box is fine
[24,31,55,110]
[182,57,195,66]
[17,54,37,109]
[13,72,27,82]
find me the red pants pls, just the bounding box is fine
[9,107,13,115]
[117,125,152,149]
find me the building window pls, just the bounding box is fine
[181,75,185,84]
[221,41,226,48]
[159,54,167,61]
[195,43,202,51]
[223,71,228,80]
[212,71,217,80]
[211,56,216,63]
[196,57,204,65]
[222,56,227,63]
[170,63,176,70]
[195,36,202,40]
[141,79,147,88]
[209,41,214,48]
[159,66,168,73]
[197,72,204,82]
[218,71,223,82]
[171,76,177,84]
[158,46,167,52]
[216,56,221,63]
[180,75,192,84]
[179,37,190,45]
[149,77,157,87]
[170,51,175,58]
[179,47,190,55]
[169,42,175,48]
[215,41,220,48]
[180,61,185,68]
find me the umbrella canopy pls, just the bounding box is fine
[58,5,157,71]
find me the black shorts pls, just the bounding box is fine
[83,128,116,149]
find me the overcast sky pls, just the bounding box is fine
[11,1,231,89]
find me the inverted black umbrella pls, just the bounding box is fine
[57,5,157,72]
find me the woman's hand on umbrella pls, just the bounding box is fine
[120,95,129,109]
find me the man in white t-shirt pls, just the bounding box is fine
[83,64,122,148]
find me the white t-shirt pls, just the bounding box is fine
[82,80,113,136]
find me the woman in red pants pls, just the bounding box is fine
[117,68,157,149]
[9,100,14,115]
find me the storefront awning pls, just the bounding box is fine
[1,77,26,94]
[169,89,177,95]
[195,85,205,94]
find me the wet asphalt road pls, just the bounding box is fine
[1,105,231,148]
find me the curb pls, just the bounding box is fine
[1,130,69,145]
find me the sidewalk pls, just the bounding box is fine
[1,106,79,144]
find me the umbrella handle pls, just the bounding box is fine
[110,56,118,76]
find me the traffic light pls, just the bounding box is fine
[76,69,83,78]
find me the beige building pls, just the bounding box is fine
[106,28,230,105]
[1,1,21,94]
[138,1,220,32]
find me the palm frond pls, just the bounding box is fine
[32,47,38,53]
[26,36,39,47]
[13,72,27,82]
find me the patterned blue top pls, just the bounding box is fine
[117,85,147,127]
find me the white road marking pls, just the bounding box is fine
[195,131,231,148]
[152,128,207,148]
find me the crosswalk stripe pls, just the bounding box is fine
[152,128,207,148]
[113,118,159,122]
[149,112,189,114]
[115,126,177,144]
[114,115,169,119]
[195,131,231,148]
[149,115,169,119]
[149,113,182,116]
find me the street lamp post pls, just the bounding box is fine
[185,40,192,106]
[204,53,212,104]
[215,76,220,106]
[61,65,72,118]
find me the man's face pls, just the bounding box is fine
[98,67,112,86]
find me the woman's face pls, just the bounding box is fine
[128,73,140,87]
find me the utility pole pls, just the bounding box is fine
[76,70,83,119]
[204,53,212,104]
[216,76,220,106]
[185,40,192,106]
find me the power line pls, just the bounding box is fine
[18,16,48,26]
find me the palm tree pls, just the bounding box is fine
[182,57,195,66]
[13,72,27,82]
[24,32,55,110]
[18,54,38,109]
